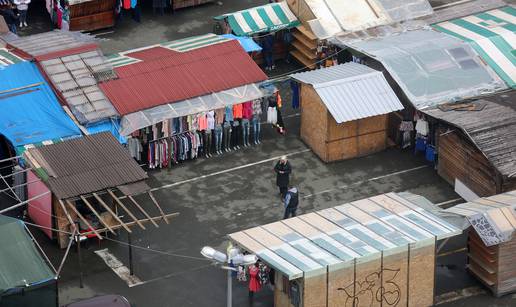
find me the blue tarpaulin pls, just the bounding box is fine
[221,34,262,52]
[0,62,81,147]
[86,119,127,144]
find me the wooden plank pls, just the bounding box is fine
[93,193,131,233]
[58,199,77,233]
[81,213,179,235]
[128,195,159,227]
[108,190,145,230]
[66,200,103,240]
[80,195,116,235]
[148,192,169,224]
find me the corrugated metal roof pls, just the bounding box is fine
[424,0,507,25]
[99,40,267,116]
[39,49,119,124]
[2,30,97,60]
[230,192,460,280]
[25,132,148,200]
[344,29,506,109]
[432,6,516,88]
[445,191,516,246]
[424,90,516,178]
[290,63,404,123]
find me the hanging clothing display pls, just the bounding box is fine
[415,118,429,136]
[248,265,261,293]
[233,103,243,119]
[399,121,414,149]
[290,81,300,109]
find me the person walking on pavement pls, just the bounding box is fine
[283,187,299,219]
[13,0,29,27]
[274,156,291,198]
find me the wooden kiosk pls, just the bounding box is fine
[290,63,404,162]
[23,132,176,248]
[445,191,516,297]
[230,192,461,307]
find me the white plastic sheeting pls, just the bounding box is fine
[344,30,506,109]
[119,83,264,135]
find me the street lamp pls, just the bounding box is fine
[201,245,257,307]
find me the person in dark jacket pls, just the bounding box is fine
[0,4,18,34]
[274,156,291,198]
[283,187,299,219]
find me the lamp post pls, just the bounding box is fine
[201,246,257,307]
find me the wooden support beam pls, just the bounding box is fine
[81,213,180,235]
[80,195,116,235]
[148,191,169,224]
[93,192,132,233]
[128,195,159,228]
[108,190,145,230]
[66,200,102,240]
[58,199,77,233]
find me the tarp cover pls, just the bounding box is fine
[344,29,506,109]
[221,34,262,52]
[0,62,81,147]
[0,215,54,293]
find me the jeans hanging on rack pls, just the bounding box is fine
[252,116,261,144]
[232,120,241,149]
[205,130,213,156]
[214,125,223,153]
[241,119,250,146]
[223,122,232,151]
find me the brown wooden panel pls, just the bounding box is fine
[327,137,358,162]
[303,274,327,307]
[327,118,357,142]
[70,11,115,32]
[358,115,387,135]
[408,243,435,307]
[300,84,328,161]
[358,131,387,156]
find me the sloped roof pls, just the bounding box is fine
[424,90,516,178]
[0,62,81,147]
[230,192,460,280]
[0,215,55,293]
[345,29,506,109]
[445,191,516,246]
[25,132,148,200]
[290,62,403,123]
[99,39,267,116]
[432,6,516,88]
[424,0,507,25]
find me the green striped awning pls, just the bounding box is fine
[215,1,300,36]
[433,6,516,88]
[106,34,232,68]
[0,48,24,67]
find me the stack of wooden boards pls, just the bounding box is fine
[290,25,318,69]
[445,191,516,296]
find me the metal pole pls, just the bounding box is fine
[76,223,84,288]
[227,268,232,307]
[128,232,134,276]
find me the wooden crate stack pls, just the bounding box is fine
[290,25,318,69]
[467,228,516,296]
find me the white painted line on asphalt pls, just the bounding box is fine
[134,264,214,287]
[302,165,430,199]
[95,248,143,288]
[435,286,486,305]
[146,148,311,193]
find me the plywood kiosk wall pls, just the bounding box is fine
[437,129,498,197]
[300,84,328,160]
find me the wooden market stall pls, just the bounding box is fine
[445,191,516,296]
[229,192,461,307]
[290,62,404,162]
[424,91,516,198]
[23,132,176,248]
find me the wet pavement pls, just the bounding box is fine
[8,0,516,306]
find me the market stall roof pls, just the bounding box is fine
[424,0,507,25]
[99,39,267,116]
[39,48,119,125]
[445,191,516,247]
[290,62,403,123]
[424,90,516,179]
[0,40,23,66]
[432,6,516,88]
[214,1,300,36]
[0,215,55,294]
[221,34,262,52]
[343,29,506,109]
[24,132,147,200]
[229,192,460,280]
[304,0,433,39]
[0,62,81,147]
[1,30,97,61]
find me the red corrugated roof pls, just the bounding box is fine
[99,40,267,115]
